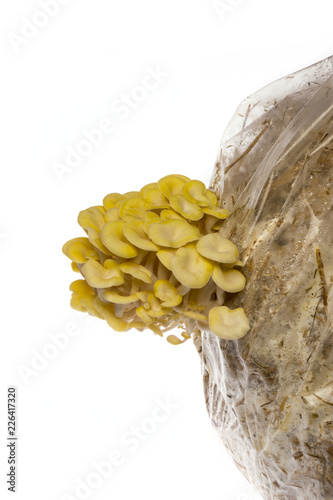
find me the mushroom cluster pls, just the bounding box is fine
[62,174,250,344]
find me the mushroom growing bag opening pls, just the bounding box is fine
[195,56,333,499]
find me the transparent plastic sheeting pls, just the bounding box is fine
[193,56,333,500]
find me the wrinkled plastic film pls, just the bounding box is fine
[194,56,333,500]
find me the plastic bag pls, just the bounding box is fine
[194,56,333,499]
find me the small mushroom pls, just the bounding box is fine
[147,219,200,248]
[101,220,138,258]
[119,262,152,283]
[123,220,160,251]
[78,206,105,231]
[196,233,239,263]
[202,206,229,219]
[157,174,187,199]
[95,298,130,332]
[208,306,250,340]
[103,192,125,210]
[81,259,124,288]
[62,237,99,263]
[170,194,204,221]
[143,188,169,208]
[156,249,177,270]
[171,244,213,288]
[154,280,182,307]
[212,265,246,293]
[160,209,185,221]
[102,289,139,304]
[182,179,210,207]
[119,197,149,219]
[104,207,121,222]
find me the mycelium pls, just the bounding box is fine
[62,174,250,344]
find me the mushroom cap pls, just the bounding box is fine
[104,207,120,222]
[212,265,246,293]
[196,233,239,263]
[143,188,169,208]
[156,248,177,270]
[101,220,138,258]
[182,179,210,207]
[78,206,105,231]
[102,289,139,304]
[206,189,218,207]
[123,220,160,251]
[170,194,204,221]
[154,280,182,307]
[208,306,250,340]
[81,259,125,288]
[171,244,213,288]
[103,192,125,210]
[147,219,200,248]
[157,174,187,199]
[69,279,99,314]
[119,197,149,219]
[95,298,130,332]
[86,227,112,256]
[160,209,185,221]
[202,206,229,219]
[140,182,158,196]
[119,262,152,283]
[62,237,99,263]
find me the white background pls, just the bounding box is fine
[1,1,332,499]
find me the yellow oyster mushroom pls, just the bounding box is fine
[208,306,250,340]
[156,248,177,271]
[171,244,213,288]
[80,295,104,318]
[212,265,246,293]
[167,332,191,345]
[182,179,210,207]
[196,233,239,263]
[101,220,138,258]
[123,220,160,251]
[86,227,112,256]
[63,173,250,344]
[146,293,171,318]
[123,191,141,199]
[154,280,182,308]
[69,279,95,312]
[203,206,229,219]
[157,174,187,199]
[142,215,162,233]
[78,206,105,231]
[119,197,149,219]
[140,182,158,196]
[102,289,139,304]
[136,305,155,324]
[62,237,99,263]
[160,209,185,221]
[103,193,125,210]
[104,207,120,222]
[71,262,80,273]
[170,194,204,221]
[206,189,218,207]
[119,262,152,283]
[143,188,169,208]
[94,298,130,332]
[121,208,146,222]
[147,219,200,248]
[182,310,208,321]
[81,259,124,288]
